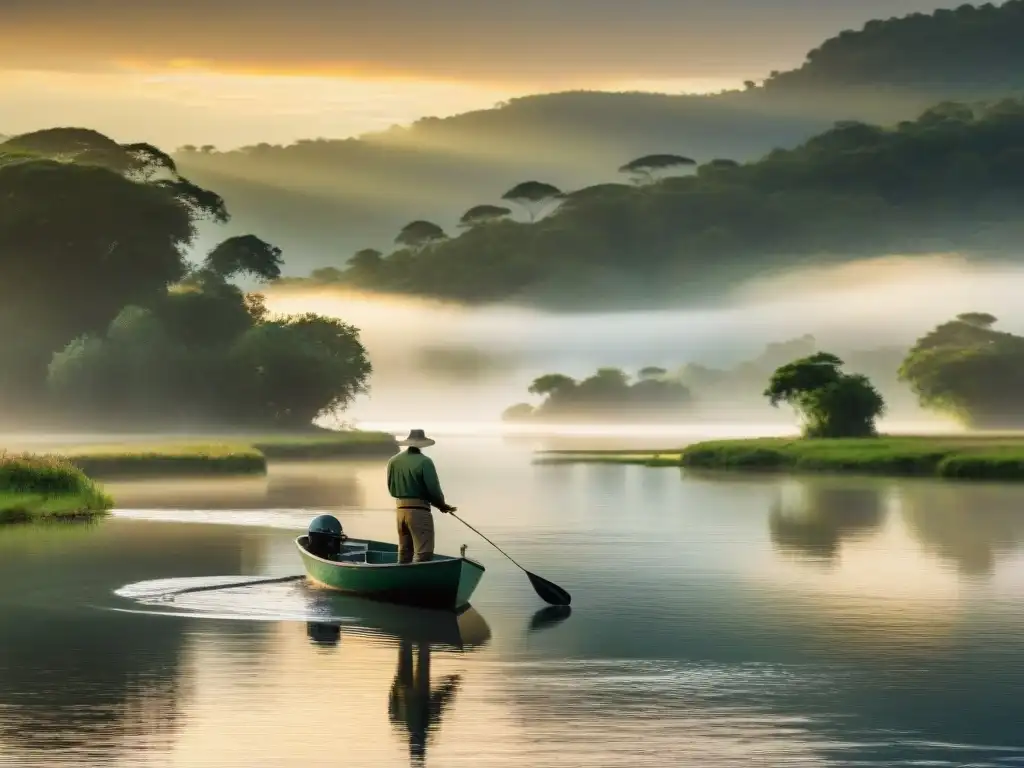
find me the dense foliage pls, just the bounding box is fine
[764,352,886,438]
[178,2,1024,291]
[294,99,1024,307]
[899,312,1024,428]
[0,129,225,404]
[0,128,373,429]
[764,1,1024,93]
[503,368,693,423]
[46,271,371,430]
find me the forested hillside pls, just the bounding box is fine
[177,1,1024,277]
[286,99,1024,308]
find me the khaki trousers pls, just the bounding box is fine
[396,500,434,563]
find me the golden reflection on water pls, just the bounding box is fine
[6,452,1024,766]
[743,477,1024,660]
[166,619,511,768]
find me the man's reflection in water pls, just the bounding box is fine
[388,639,461,766]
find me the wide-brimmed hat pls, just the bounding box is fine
[397,428,436,448]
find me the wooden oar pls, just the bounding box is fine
[448,512,571,606]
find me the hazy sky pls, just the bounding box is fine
[0,0,967,148]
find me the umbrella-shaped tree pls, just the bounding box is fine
[395,220,447,251]
[458,204,513,228]
[618,154,697,185]
[501,181,563,222]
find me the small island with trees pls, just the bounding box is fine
[539,313,1024,481]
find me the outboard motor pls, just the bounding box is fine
[307,514,346,559]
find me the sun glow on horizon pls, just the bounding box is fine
[0,61,751,149]
[0,67,521,148]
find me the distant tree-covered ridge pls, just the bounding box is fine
[284,99,1024,308]
[503,368,693,424]
[176,2,1024,280]
[763,1,1024,94]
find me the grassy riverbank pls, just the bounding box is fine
[0,453,112,523]
[49,430,399,479]
[63,443,268,478]
[537,435,1024,481]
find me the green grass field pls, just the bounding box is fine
[47,430,399,478]
[61,443,268,477]
[0,452,112,523]
[534,450,684,467]
[536,435,1024,481]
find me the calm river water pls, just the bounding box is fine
[2,436,1024,767]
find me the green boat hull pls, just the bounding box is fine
[296,536,485,611]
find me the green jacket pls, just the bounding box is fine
[387,449,447,509]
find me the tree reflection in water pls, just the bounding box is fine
[766,477,1024,578]
[897,483,1024,577]
[768,482,887,563]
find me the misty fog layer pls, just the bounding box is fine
[263,253,1010,433]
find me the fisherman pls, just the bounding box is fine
[386,429,456,563]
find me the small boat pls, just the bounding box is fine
[295,534,486,611]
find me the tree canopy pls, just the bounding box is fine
[228,313,372,428]
[764,0,1024,94]
[500,181,563,221]
[618,154,696,184]
[47,277,373,429]
[458,205,513,228]
[0,128,233,405]
[899,313,1024,428]
[505,367,693,423]
[764,352,886,437]
[395,220,446,250]
[0,126,373,429]
[204,235,283,282]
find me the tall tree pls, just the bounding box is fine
[349,248,384,269]
[204,235,283,282]
[228,313,372,427]
[899,313,1024,428]
[343,248,385,284]
[765,352,885,437]
[0,128,229,405]
[458,204,513,228]
[395,220,447,250]
[501,181,563,222]
[618,154,697,185]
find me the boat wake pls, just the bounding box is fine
[112,574,359,624]
[110,574,496,649]
[112,508,329,529]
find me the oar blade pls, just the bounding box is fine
[527,571,572,606]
